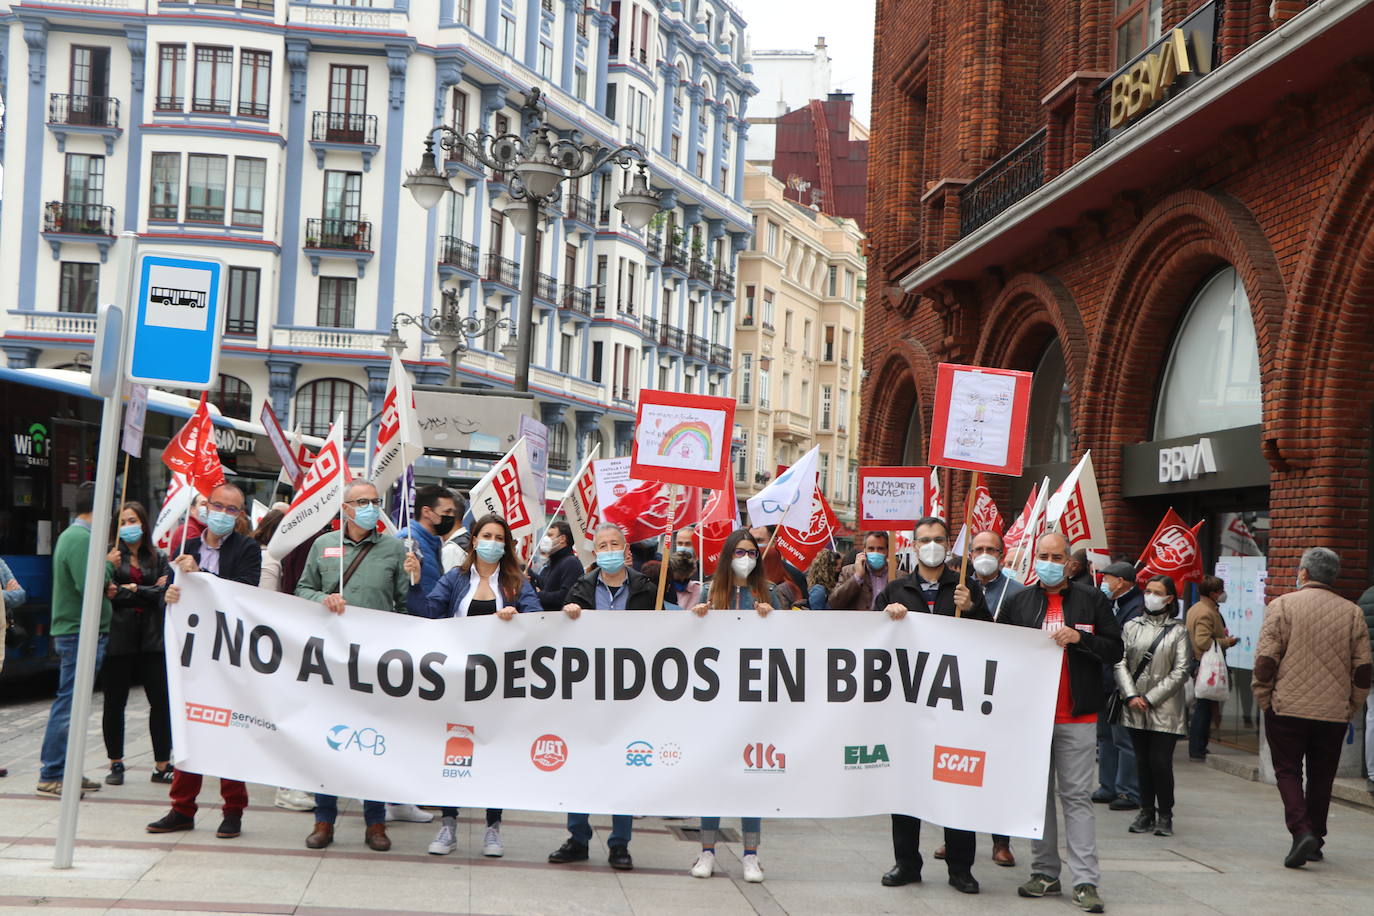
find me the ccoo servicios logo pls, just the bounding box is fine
[326,725,386,756]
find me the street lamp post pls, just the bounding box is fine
[404,87,663,392]
[383,288,513,386]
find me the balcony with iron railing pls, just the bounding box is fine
[658,325,685,352]
[686,334,710,361]
[646,234,663,261]
[44,201,115,237]
[563,193,596,226]
[665,245,689,271]
[438,236,478,274]
[560,285,591,316]
[958,128,1046,238]
[484,254,520,287]
[594,291,607,314]
[689,257,714,285]
[310,111,380,169]
[305,217,372,251]
[640,315,659,340]
[713,268,735,295]
[443,141,482,174]
[710,343,731,367]
[47,93,121,153]
[536,272,559,304]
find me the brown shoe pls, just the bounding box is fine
[305,822,334,849]
[992,842,1016,867]
[933,844,946,860]
[365,823,391,851]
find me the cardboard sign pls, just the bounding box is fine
[928,363,1033,477]
[857,467,932,531]
[629,390,735,490]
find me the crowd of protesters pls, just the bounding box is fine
[18,478,1372,913]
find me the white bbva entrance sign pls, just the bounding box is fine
[167,575,1063,838]
[1158,437,1217,483]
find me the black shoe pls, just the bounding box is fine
[1284,832,1320,868]
[607,844,633,870]
[150,765,175,784]
[1108,795,1140,811]
[105,762,125,786]
[1188,754,1207,762]
[881,864,922,886]
[1153,816,1174,837]
[547,839,590,864]
[1128,811,1156,834]
[1090,789,1114,804]
[948,871,980,894]
[146,810,194,833]
[1308,847,1324,861]
[216,816,241,839]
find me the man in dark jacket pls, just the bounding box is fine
[874,517,990,895]
[538,521,590,610]
[1093,560,1143,809]
[999,531,1121,914]
[147,483,261,841]
[399,484,458,616]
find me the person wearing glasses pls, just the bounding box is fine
[683,527,775,883]
[875,516,990,896]
[147,483,260,841]
[295,479,417,853]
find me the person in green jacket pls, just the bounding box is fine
[37,481,114,798]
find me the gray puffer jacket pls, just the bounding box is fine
[1113,614,1191,735]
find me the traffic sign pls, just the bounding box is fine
[127,252,226,389]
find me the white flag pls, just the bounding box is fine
[268,414,348,560]
[371,353,425,493]
[153,473,194,553]
[465,436,546,565]
[1045,451,1108,553]
[250,499,271,529]
[746,445,820,530]
[561,445,602,563]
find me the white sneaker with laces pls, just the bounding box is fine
[690,850,716,878]
[386,803,435,823]
[483,823,504,857]
[274,788,316,812]
[427,823,457,855]
[742,853,764,883]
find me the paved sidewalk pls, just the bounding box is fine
[2,691,1373,914]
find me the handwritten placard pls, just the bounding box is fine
[857,466,933,531]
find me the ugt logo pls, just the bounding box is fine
[743,742,786,773]
[531,734,568,772]
[327,725,387,756]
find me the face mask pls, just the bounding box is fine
[539,536,555,555]
[595,551,626,574]
[917,542,947,568]
[972,554,1000,578]
[1143,593,1172,614]
[196,504,209,523]
[1100,581,1115,599]
[1217,593,1228,604]
[865,551,887,571]
[206,511,236,537]
[1035,560,1066,587]
[474,540,505,564]
[118,524,143,544]
[731,556,756,579]
[676,545,694,555]
[1295,575,1304,590]
[433,515,457,537]
[352,505,380,532]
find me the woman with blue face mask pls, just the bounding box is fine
[103,501,174,786]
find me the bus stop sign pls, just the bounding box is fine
[127,252,226,389]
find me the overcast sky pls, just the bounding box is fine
[738,0,877,122]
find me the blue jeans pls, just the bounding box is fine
[567,813,632,847]
[1096,711,1139,802]
[315,794,386,826]
[700,816,762,850]
[39,633,108,781]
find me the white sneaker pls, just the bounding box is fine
[428,823,457,855]
[690,849,716,878]
[741,853,764,883]
[386,803,435,823]
[274,788,316,812]
[483,823,504,857]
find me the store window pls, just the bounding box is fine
[1112,0,1163,67]
[1026,339,1072,465]
[1153,267,1261,439]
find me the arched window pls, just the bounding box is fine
[1026,339,1071,465]
[159,374,253,421]
[1153,267,1261,439]
[548,422,570,471]
[295,378,369,440]
[583,427,605,462]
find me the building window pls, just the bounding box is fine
[232,157,266,226]
[820,384,832,430]
[759,368,770,406]
[185,154,227,222]
[736,442,747,482]
[823,324,835,362]
[156,44,185,111]
[819,451,830,496]
[455,0,472,25]
[1153,266,1261,439]
[742,285,755,324]
[845,269,856,300]
[317,277,356,328]
[549,424,570,470]
[225,267,260,337]
[215,375,254,421]
[483,307,501,351]
[59,262,98,313]
[575,68,588,101]
[64,153,104,205]
[538,44,553,79]
[450,88,468,137]
[323,170,362,224]
[327,65,368,141]
[827,265,838,297]
[696,150,706,178]
[765,221,778,255]
[591,340,604,383]
[500,16,517,56]
[237,49,271,117]
[192,46,233,114]
[295,378,369,439]
[739,352,752,404]
[149,152,180,220]
[754,433,767,477]
[762,289,775,328]
[1113,0,1163,67]
[559,333,574,374]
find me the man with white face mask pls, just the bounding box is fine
[536,521,586,611]
[971,530,1025,620]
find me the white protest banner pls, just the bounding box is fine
[122,383,149,457]
[166,573,1060,835]
[857,466,932,531]
[153,474,194,553]
[630,389,736,490]
[267,414,346,560]
[371,353,425,495]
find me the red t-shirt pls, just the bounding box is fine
[1043,592,1096,724]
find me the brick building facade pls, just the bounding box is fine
[862,0,1374,615]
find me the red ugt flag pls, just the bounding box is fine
[601,480,702,545]
[1137,508,1206,586]
[162,393,225,497]
[775,484,839,572]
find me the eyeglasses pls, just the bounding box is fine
[208,501,242,516]
[733,548,759,559]
[914,536,947,545]
[347,498,385,508]
[969,545,1001,555]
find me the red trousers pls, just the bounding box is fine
[169,768,248,818]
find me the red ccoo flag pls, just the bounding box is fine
[162,393,225,497]
[1136,508,1206,586]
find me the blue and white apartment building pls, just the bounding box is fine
[0,0,756,487]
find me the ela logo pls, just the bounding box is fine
[932,745,986,787]
[326,725,386,756]
[625,740,654,767]
[531,734,568,772]
[743,742,786,773]
[844,744,891,769]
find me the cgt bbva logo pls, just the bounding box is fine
[443,723,475,778]
[743,742,786,773]
[531,734,568,772]
[932,745,986,787]
[327,725,386,756]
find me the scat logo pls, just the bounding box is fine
[932,745,986,787]
[326,725,387,756]
[625,740,654,767]
[531,734,568,772]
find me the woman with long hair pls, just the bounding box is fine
[253,509,286,591]
[687,527,773,882]
[806,549,841,610]
[102,501,173,785]
[424,514,541,858]
[1114,574,1191,838]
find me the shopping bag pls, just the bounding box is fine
[1195,643,1230,702]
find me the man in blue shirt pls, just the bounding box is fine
[400,485,459,617]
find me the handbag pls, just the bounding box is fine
[1107,623,1174,724]
[1195,643,1230,702]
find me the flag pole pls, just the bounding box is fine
[654,484,678,610]
[956,471,980,617]
[524,444,600,575]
